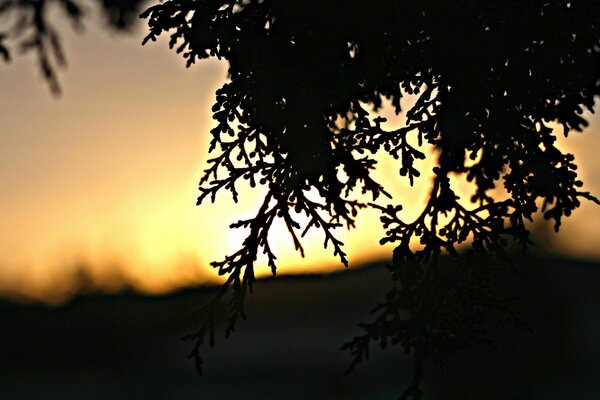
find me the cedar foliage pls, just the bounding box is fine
[4,0,598,397]
[141,1,599,397]
[0,0,145,93]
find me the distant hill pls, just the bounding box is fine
[0,256,598,399]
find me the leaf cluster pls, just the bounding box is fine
[0,0,146,93]
[141,0,600,397]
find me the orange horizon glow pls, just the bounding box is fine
[1,17,599,304]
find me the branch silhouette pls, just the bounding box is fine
[6,0,598,397]
[0,0,145,94]
[141,1,599,397]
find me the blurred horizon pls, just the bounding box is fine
[1,255,599,398]
[1,10,599,304]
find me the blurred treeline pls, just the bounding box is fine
[0,254,598,399]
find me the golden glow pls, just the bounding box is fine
[1,19,599,303]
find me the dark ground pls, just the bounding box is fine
[0,256,598,399]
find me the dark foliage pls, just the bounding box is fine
[4,0,598,397]
[140,0,600,397]
[0,0,145,93]
[142,1,599,396]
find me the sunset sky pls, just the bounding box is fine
[1,12,599,303]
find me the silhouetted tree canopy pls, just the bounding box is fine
[142,1,599,397]
[4,0,599,398]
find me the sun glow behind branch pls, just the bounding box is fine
[0,18,598,304]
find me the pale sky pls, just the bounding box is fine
[1,14,598,303]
